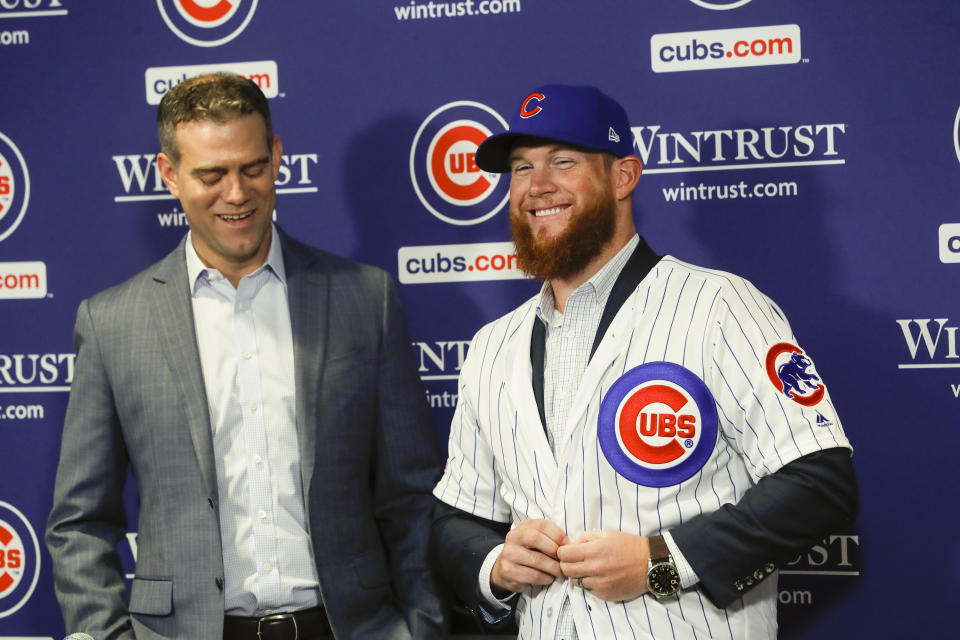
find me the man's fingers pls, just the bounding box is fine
[492,519,571,592]
[556,535,600,563]
[556,531,615,578]
[507,519,568,559]
[493,549,563,592]
[501,543,564,578]
[499,558,561,586]
[558,558,586,578]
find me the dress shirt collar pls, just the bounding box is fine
[536,234,640,325]
[185,225,286,294]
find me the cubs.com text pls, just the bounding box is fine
[398,241,525,284]
[652,24,801,73]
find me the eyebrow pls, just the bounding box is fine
[190,155,271,177]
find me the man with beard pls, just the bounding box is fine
[430,84,857,639]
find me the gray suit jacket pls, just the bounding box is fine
[46,232,446,639]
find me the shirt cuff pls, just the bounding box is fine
[478,543,514,610]
[663,531,700,589]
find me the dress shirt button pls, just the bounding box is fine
[242,351,252,360]
[263,562,272,572]
[257,509,267,520]
[546,607,553,617]
[248,402,257,412]
[237,302,245,310]
[254,454,263,464]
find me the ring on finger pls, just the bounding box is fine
[577,576,590,590]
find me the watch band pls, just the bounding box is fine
[648,534,671,563]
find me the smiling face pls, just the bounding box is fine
[507,143,619,282]
[157,113,282,285]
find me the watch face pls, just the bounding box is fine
[647,562,680,597]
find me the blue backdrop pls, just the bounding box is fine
[2,1,958,637]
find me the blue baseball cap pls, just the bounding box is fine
[475,84,634,173]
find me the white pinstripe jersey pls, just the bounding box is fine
[434,255,851,640]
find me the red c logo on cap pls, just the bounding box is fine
[520,92,545,118]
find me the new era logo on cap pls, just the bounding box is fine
[475,84,635,173]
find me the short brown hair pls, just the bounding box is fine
[157,73,273,166]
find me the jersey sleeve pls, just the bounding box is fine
[432,327,512,524]
[705,277,851,483]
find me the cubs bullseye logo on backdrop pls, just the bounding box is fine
[688,0,753,9]
[598,363,718,487]
[765,342,825,406]
[0,131,31,244]
[953,106,960,164]
[0,502,40,619]
[410,101,509,226]
[156,0,258,47]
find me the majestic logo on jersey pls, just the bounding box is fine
[765,342,824,406]
[0,501,40,618]
[815,412,835,428]
[0,131,30,243]
[410,101,509,226]
[598,362,718,487]
[156,0,258,47]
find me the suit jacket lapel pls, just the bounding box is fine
[149,238,218,499]
[281,232,328,496]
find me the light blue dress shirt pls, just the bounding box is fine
[186,226,321,615]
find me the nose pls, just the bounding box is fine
[221,172,248,205]
[527,165,556,197]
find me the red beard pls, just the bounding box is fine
[509,187,617,282]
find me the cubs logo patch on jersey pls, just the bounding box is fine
[598,362,718,488]
[765,341,825,406]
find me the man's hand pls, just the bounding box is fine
[491,519,570,594]
[557,530,651,602]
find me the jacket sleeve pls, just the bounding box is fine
[372,272,448,639]
[670,447,858,608]
[429,500,513,627]
[45,299,135,640]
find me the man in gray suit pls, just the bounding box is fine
[46,73,445,640]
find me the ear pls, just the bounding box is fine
[613,155,642,200]
[270,134,283,181]
[156,152,180,199]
